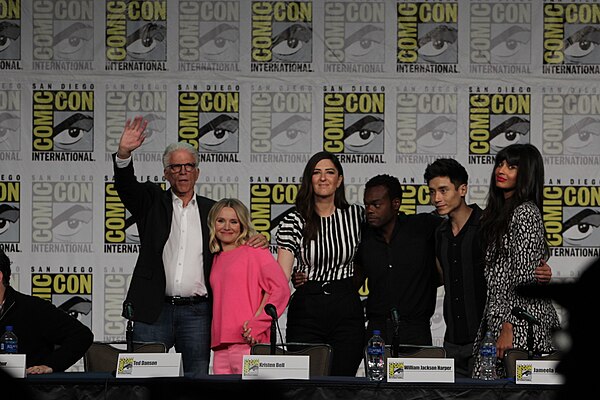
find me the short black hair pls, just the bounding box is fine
[0,249,11,286]
[365,174,403,200]
[424,158,468,188]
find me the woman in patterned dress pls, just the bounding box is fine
[276,151,365,376]
[472,143,560,379]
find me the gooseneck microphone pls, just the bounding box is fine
[511,306,541,326]
[390,307,400,357]
[265,303,278,320]
[265,304,278,355]
[123,301,135,352]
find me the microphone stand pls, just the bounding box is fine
[126,319,134,353]
[527,321,534,360]
[270,318,277,355]
[391,308,400,357]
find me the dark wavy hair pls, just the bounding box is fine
[0,249,11,286]
[424,158,469,188]
[296,151,348,244]
[481,143,547,255]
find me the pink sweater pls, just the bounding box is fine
[210,245,290,347]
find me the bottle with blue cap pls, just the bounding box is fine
[366,329,385,381]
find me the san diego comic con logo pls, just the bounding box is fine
[543,184,600,259]
[323,1,385,73]
[105,83,168,157]
[31,0,94,71]
[178,84,240,162]
[31,269,94,327]
[542,91,600,158]
[469,1,532,74]
[468,88,531,164]
[104,272,131,341]
[250,1,313,72]
[250,85,312,161]
[0,179,20,251]
[0,0,22,70]
[196,180,239,202]
[250,180,299,246]
[543,2,600,74]
[396,87,457,161]
[396,1,459,73]
[178,0,240,71]
[323,87,385,163]
[0,84,20,152]
[105,0,167,71]
[32,84,94,161]
[31,179,93,253]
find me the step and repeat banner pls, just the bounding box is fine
[1,0,599,370]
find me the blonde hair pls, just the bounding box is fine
[208,198,257,253]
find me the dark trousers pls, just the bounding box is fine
[286,279,365,376]
[366,317,432,346]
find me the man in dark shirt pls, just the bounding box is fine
[424,158,552,377]
[357,174,442,346]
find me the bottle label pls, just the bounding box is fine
[4,341,18,353]
[368,346,384,356]
[480,346,496,357]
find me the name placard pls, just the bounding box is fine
[386,358,455,383]
[242,355,309,380]
[0,354,26,378]
[515,360,564,385]
[115,353,183,378]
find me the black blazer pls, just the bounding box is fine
[112,153,215,323]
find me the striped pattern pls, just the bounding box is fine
[276,204,365,281]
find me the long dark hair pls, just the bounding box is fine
[481,143,546,253]
[296,151,348,244]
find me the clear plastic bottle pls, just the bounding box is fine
[479,330,497,380]
[366,329,385,381]
[0,326,18,354]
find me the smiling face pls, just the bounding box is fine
[214,206,241,251]
[311,159,342,200]
[494,159,518,198]
[164,149,200,201]
[428,176,466,217]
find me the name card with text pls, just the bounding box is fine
[386,358,455,383]
[515,360,564,385]
[242,355,309,380]
[0,354,26,378]
[115,353,183,378]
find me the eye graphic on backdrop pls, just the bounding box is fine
[53,113,94,151]
[0,204,19,237]
[137,112,166,147]
[53,22,93,60]
[343,115,383,153]
[563,116,600,155]
[58,296,92,320]
[0,112,20,149]
[0,21,20,57]
[416,116,456,154]
[52,204,93,242]
[126,23,166,59]
[564,26,600,64]
[490,26,531,63]
[562,208,600,246]
[199,23,239,61]
[271,115,310,152]
[198,114,239,152]
[343,25,384,63]
[418,25,458,63]
[272,23,312,62]
[489,116,529,153]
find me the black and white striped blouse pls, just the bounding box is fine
[276,204,365,281]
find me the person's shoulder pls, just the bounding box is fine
[197,195,216,206]
[514,201,540,216]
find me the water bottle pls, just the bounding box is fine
[480,331,497,380]
[366,329,385,381]
[0,326,18,354]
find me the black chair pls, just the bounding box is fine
[83,341,167,372]
[503,348,562,379]
[250,342,333,377]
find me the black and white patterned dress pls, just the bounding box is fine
[472,201,560,379]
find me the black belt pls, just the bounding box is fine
[164,296,208,305]
[298,278,355,295]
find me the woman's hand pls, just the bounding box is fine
[496,322,514,359]
[26,365,53,375]
[242,321,258,346]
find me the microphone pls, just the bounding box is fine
[123,301,135,352]
[390,307,400,357]
[265,303,278,320]
[511,306,540,326]
[390,307,400,330]
[123,301,134,320]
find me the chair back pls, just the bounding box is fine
[250,342,333,376]
[385,345,447,358]
[84,341,167,372]
[503,348,562,379]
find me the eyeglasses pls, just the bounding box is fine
[167,163,196,173]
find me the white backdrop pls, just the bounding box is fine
[1,0,598,372]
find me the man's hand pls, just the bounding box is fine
[247,233,269,249]
[26,365,53,375]
[117,116,148,159]
[534,259,552,284]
